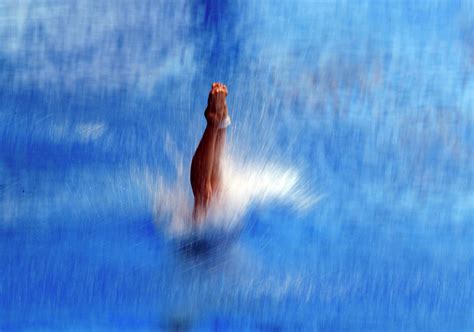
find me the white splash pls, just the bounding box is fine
[149,152,321,237]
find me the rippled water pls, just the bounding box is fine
[1,1,473,330]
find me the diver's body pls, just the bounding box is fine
[190,83,230,224]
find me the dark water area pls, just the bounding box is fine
[1,1,473,330]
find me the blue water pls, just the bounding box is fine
[1,1,474,330]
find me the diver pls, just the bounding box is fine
[190,83,231,224]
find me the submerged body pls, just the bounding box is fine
[190,83,230,224]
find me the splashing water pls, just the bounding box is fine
[150,136,321,237]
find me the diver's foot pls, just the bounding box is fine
[211,82,228,96]
[205,82,228,127]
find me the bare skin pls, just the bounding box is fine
[190,83,229,224]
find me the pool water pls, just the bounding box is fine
[1,1,473,330]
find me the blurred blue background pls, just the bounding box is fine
[1,0,473,330]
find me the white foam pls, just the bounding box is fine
[150,153,321,237]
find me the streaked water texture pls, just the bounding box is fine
[1,1,473,330]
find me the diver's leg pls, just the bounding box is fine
[190,126,218,223]
[210,128,226,196]
[192,179,213,222]
[190,82,229,224]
